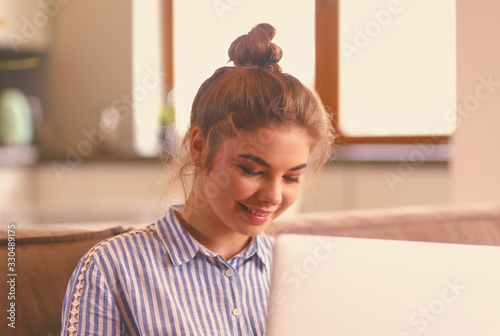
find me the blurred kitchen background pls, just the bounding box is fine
[1,0,498,226]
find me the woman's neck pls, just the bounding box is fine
[175,207,251,260]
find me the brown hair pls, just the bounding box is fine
[171,23,335,199]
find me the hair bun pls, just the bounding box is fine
[228,23,283,72]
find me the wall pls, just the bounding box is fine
[0,166,36,225]
[41,0,134,154]
[0,160,450,225]
[34,161,167,224]
[452,0,500,203]
[301,161,450,212]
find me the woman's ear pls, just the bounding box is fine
[189,126,205,165]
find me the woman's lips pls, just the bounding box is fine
[238,202,273,221]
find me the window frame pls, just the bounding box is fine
[315,0,450,145]
[162,0,173,99]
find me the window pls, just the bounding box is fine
[317,0,456,144]
[132,0,164,156]
[160,0,456,149]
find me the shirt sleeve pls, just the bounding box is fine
[61,256,127,335]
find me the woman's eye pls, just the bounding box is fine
[283,175,300,183]
[239,165,262,176]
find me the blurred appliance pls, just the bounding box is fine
[0,88,33,146]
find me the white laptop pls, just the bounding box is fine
[266,234,500,336]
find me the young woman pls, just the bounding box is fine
[61,23,335,335]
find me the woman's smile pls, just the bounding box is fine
[238,202,273,224]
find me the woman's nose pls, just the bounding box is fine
[256,179,283,206]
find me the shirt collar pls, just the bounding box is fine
[155,205,200,266]
[155,205,273,269]
[237,234,273,267]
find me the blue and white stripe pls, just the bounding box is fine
[61,205,274,335]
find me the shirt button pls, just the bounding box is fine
[225,268,234,277]
[232,308,242,316]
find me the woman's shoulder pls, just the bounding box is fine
[105,223,156,245]
[83,223,159,263]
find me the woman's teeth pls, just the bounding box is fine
[240,203,268,217]
[248,208,267,217]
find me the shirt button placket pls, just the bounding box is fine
[225,266,243,334]
[225,271,240,316]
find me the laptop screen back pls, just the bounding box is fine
[266,234,500,336]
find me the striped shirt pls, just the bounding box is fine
[61,205,274,335]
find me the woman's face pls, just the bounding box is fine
[189,125,311,239]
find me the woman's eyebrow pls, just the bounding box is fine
[238,154,307,171]
[290,163,308,171]
[239,154,269,167]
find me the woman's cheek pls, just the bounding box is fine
[230,175,260,199]
[282,184,301,207]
